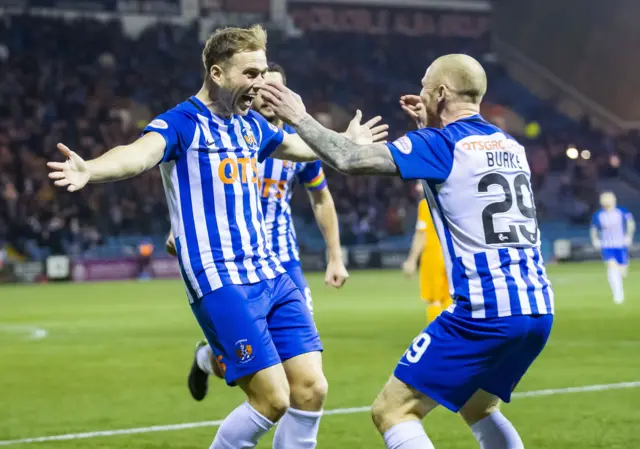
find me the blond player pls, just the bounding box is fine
[261,54,554,449]
[403,184,452,323]
[590,192,635,304]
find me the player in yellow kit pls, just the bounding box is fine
[402,185,452,323]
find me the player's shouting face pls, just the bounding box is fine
[210,50,268,116]
[201,25,269,116]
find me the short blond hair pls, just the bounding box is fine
[202,24,267,73]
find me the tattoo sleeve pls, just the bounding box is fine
[294,114,398,175]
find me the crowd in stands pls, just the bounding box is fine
[0,15,637,259]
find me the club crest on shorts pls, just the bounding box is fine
[235,339,254,363]
[242,127,258,150]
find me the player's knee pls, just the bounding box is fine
[244,378,291,421]
[370,394,386,430]
[289,372,328,411]
[258,387,291,421]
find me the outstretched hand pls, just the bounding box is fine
[47,143,91,192]
[400,95,427,129]
[344,110,389,145]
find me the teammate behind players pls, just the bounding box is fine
[47,25,386,449]
[261,53,554,449]
[402,183,452,324]
[181,62,349,403]
[590,191,635,304]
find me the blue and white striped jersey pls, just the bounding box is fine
[259,150,326,264]
[143,97,285,301]
[259,124,326,263]
[591,207,633,248]
[388,115,554,318]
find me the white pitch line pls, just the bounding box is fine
[0,325,47,341]
[0,381,638,446]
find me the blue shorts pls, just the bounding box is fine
[282,260,314,314]
[601,248,629,265]
[190,273,322,386]
[394,311,553,412]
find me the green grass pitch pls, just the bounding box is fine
[1,262,639,448]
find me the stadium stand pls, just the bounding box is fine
[1,15,639,261]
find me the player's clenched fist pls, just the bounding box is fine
[166,231,177,257]
[325,258,349,288]
[400,94,427,129]
[47,143,91,192]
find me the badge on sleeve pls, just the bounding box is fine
[394,136,412,154]
[149,119,168,129]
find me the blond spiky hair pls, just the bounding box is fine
[202,24,267,73]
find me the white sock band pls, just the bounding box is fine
[273,408,323,449]
[210,402,274,449]
[383,421,435,449]
[471,411,524,449]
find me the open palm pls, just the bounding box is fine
[345,110,389,144]
[47,143,91,192]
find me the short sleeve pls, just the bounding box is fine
[620,207,634,222]
[386,129,453,182]
[247,112,285,162]
[142,111,192,163]
[297,161,327,191]
[416,199,428,231]
[591,212,601,229]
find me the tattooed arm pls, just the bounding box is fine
[293,114,398,176]
[259,81,394,175]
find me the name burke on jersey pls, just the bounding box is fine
[486,151,524,170]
